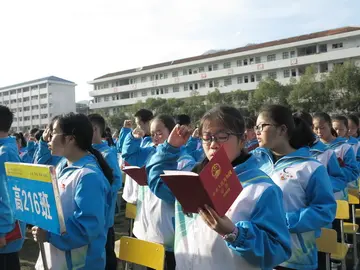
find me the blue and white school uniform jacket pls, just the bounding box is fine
[121,131,153,204]
[0,137,26,254]
[310,140,347,200]
[184,136,205,162]
[35,155,111,270]
[245,138,259,152]
[34,137,64,166]
[145,141,196,251]
[149,148,291,269]
[347,136,360,189]
[324,137,359,192]
[93,142,123,228]
[252,147,336,270]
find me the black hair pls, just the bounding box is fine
[88,113,106,136]
[244,117,256,130]
[12,133,22,145]
[260,105,315,149]
[18,132,27,147]
[134,109,153,123]
[313,112,338,137]
[175,114,191,126]
[30,128,39,136]
[35,130,44,141]
[105,127,111,134]
[151,115,176,133]
[348,114,360,137]
[0,105,14,133]
[293,111,313,127]
[332,115,348,129]
[199,105,245,138]
[49,115,60,132]
[56,113,113,185]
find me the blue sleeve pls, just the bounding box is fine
[116,127,131,153]
[327,152,347,193]
[20,152,33,164]
[34,138,62,166]
[26,141,36,161]
[104,150,123,191]
[356,146,360,169]
[341,147,359,183]
[146,142,195,204]
[286,165,336,233]
[47,173,107,250]
[121,132,154,167]
[227,186,291,268]
[184,137,204,162]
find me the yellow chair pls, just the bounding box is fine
[331,200,350,270]
[118,236,165,270]
[345,188,359,267]
[316,228,338,270]
[125,203,137,236]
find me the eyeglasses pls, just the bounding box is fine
[254,123,276,133]
[200,132,242,144]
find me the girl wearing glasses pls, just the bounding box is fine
[31,113,113,270]
[146,105,291,270]
[252,105,336,270]
[313,112,358,198]
[122,114,195,270]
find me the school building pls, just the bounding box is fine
[0,76,76,132]
[88,26,360,116]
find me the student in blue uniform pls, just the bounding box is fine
[146,106,291,270]
[18,132,27,154]
[32,113,112,270]
[313,112,358,199]
[0,106,26,270]
[253,105,336,270]
[88,113,122,270]
[244,117,259,152]
[184,128,205,162]
[123,114,195,270]
[347,114,360,140]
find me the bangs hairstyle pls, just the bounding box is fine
[260,105,315,149]
[332,115,348,129]
[313,112,338,137]
[151,115,176,133]
[199,105,245,138]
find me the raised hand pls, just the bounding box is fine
[132,127,145,139]
[192,128,199,138]
[42,128,51,142]
[168,124,192,148]
[124,120,132,129]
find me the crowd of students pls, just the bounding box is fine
[0,103,359,270]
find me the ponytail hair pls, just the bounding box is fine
[57,113,114,185]
[259,105,315,149]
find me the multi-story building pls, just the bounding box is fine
[0,76,76,132]
[76,100,90,115]
[89,26,360,115]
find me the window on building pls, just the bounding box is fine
[40,104,47,109]
[24,116,30,121]
[282,52,289,59]
[183,69,188,75]
[104,96,109,102]
[24,106,30,111]
[236,60,242,67]
[172,71,178,77]
[3,92,8,96]
[150,75,154,81]
[173,86,179,92]
[209,81,214,88]
[164,73,168,79]
[208,65,213,72]
[184,84,188,91]
[256,73,262,82]
[23,88,29,92]
[319,63,329,73]
[17,98,22,103]
[268,72,277,79]
[267,54,276,62]
[249,58,254,65]
[224,78,232,86]
[189,84,193,91]
[32,105,39,110]
[199,82,206,88]
[214,80,219,88]
[244,76,249,83]
[11,99,16,104]
[41,114,48,119]
[18,108,22,112]
[283,70,290,78]
[17,89,22,93]
[32,115,39,120]
[152,89,156,95]
[332,43,343,49]
[213,64,218,71]
[142,91,147,96]
[31,86,38,90]
[237,77,242,84]
[10,90,16,95]
[39,83,47,89]
[18,117,22,121]
[223,62,231,69]
[40,94,47,99]
[243,59,248,66]
[255,56,261,64]
[290,51,296,58]
[31,95,38,100]
[141,77,147,83]
[4,101,9,105]
[291,69,297,77]
[198,67,205,72]
[319,44,327,53]
[164,88,168,94]
[250,75,255,83]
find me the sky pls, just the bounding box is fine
[0,0,359,102]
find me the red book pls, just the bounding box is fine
[122,165,147,186]
[5,221,22,243]
[160,146,242,216]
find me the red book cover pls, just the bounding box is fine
[122,165,147,186]
[160,146,242,216]
[5,221,22,243]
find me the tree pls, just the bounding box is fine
[106,111,127,131]
[287,66,331,112]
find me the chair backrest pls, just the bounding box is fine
[125,203,137,220]
[316,228,338,254]
[119,236,165,270]
[336,200,350,220]
[348,188,359,205]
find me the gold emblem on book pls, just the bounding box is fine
[211,163,221,179]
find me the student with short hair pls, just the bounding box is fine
[88,113,122,270]
[253,105,336,270]
[0,105,26,270]
[32,113,112,270]
[244,117,259,152]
